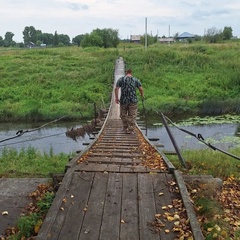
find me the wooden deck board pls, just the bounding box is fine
[120,173,139,240]
[37,173,182,240]
[37,173,73,240]
[77,163,108,172]
[99,173,122,240]
[78,172,109,240]
[152,173,178,239]
[54,172,94,240]
[138,174,160,240]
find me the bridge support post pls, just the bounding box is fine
[160,113,187,168]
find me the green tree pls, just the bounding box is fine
[41,33,54,45]
[81,28,119,48]
[0,36,3,46]
[204,27,223,43]
[140,34,157,46]
[53,31,59,46]
[72,34,84,47]
[81,32,103,48]
[58,34,70,46]
[222,26,233,40]
[4,32,15,47]
[92,28,119,48]
[23,26,38,44]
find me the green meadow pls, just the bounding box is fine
[0,42,240,122]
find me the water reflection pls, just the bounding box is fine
[0,121,92,155]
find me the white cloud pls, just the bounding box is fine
[0,0,239,42]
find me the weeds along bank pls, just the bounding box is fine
[0,43,240,122]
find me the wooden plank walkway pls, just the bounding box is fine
[37,57,204,240]
[38,172,183,240]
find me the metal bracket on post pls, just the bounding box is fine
[160,112,187,169]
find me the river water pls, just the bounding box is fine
[0,120,239,155]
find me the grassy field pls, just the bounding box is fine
[0,47,119,121]
[0,42,240,122]
[120,42,240,116]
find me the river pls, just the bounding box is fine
[0,119,239,155]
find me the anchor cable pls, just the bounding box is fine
[160,113,240,161]
[0,115,69,144]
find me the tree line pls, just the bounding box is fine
[0,25,235,48]
[0,26,120,48]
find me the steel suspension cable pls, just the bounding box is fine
[160,112,240,161]
[0,115,69,144]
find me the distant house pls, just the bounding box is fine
[177,32,195,40]
[130,35,141,43]
[158,37,175,44]
[26,41,35,48]
[40,43,47,48]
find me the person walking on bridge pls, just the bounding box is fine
[115,69,144,134]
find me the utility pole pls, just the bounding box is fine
[145,17,147,50]
[168,25,171,46]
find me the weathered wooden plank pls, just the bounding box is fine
[91,148,137,154]
[89,152,143,159]
[56,172,95,240]
[97,142,139,147]
[120,173,139,240]
[99,173,123,240]
[37,173,74,240]
[87,157,112,163]
[92,145,138,150]
[146,168,164,173]
[174,171,205,240]
[88,152,116,157]
[120,165,134,173]
[99,139,139,144]
[78,172,109,240]
[109,157,123,163]
[122,152,143,158]
[138,174,160,240]
[133,165,148,173]
[87,159,126,165]
[152,173,178,239]
[105,164,120,172]
[78,163,108,172]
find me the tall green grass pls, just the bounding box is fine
[119,43,240,115]
[0,47,118,121]
[0,146,72,177]
[168,147,240,179]
[1,43,240,121]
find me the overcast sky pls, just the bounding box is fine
[1,0,240,42]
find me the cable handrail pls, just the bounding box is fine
[160,112,240,161]
[0,115,69,144]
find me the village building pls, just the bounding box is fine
[130,35,141,43]
[158,37,175,44]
